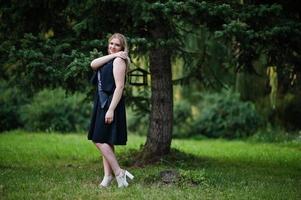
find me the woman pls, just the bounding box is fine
[88,33,133,188]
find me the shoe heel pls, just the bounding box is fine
[125,171,134,180]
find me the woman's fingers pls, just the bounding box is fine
[105,110,114,124]
[116,51,128,59]
[105,117,113,124]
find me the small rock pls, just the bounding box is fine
[159,169,179,184]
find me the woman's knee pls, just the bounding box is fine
[95,142,112,153]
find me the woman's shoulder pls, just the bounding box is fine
[113,57,126,66]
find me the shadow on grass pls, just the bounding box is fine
[119,147,208,168]
[124,147,295,165]
[120,147,301,178]
[115,147,301,190]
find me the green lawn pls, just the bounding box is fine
[0,130,300,200]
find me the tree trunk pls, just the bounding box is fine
[140,27,173,161]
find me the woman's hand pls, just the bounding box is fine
[90,51,128,70]
[115,51,128,59]
[105,109,114,124]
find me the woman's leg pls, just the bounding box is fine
[94,143,122,176]
[102,144,114,176]
[102,156,112,176]
[94,142,133,188]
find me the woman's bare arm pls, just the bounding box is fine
[90,51,128,70]
[104,57,127,124]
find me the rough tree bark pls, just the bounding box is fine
[139,25,173,161]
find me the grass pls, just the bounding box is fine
[0,130,300,200]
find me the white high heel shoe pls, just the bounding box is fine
[99,175,114,188]
[116,170,134,188]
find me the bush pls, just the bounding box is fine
[193,89,263,138]
[249,126,300,143]
[20,88,91,132]
[127,107,149,135]
[173,100,193,138]
[0,81,28,132]
[277,93,301,131]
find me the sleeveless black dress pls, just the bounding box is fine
[88,58,127,145]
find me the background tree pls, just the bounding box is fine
[1,0,301,160]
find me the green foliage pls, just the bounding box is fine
[127,107,149,136]
[1,0,301,139]
[1,33,103,95]
[213,3,301,79]
[125,81,151,135]
[0,0,70,40]
[173,100,193,138]
[0,33,103,132]
[193,89,263,138]
[276,93,301,131]
[249,126,300,143]
[20,88,91,132]
[179,169,206,186]
[0,81,28,132]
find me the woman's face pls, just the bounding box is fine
[108,38,123,54]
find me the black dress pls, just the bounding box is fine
[88,58,127,145]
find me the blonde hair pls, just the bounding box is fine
[108,33,131,67]
[109,33,128,52]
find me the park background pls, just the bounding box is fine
[0,0,300,199]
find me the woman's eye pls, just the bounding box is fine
[110,42,120,47]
